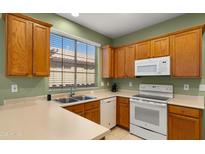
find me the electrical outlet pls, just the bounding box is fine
[107,82,109,86]
[129,82,133,87]
[11,84,18,93]
[199,84,205,91]
[101,81,104,87]
[184,84,189,91]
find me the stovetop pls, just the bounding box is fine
[132,94,170,101]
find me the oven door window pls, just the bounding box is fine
[135,107,159,126]
[130,102,167,135]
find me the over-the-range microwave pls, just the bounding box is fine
[135,56,170,76]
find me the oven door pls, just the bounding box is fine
[130,99,167,135]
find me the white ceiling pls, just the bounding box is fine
[57,13,183,38]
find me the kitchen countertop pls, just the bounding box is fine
[168,95,204,109]
[53,89,138,107]
[1,89,204,139]
[53,89,204,109]
[0,100,110,140]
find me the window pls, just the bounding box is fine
[49,33,96,89]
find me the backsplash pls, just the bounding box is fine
[112,77,205,96]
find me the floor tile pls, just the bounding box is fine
[105,126,143,140]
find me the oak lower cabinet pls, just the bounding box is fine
[63,101,100,124]
[168,105,202,140]
[4,13,52,76]
[84,101,100,124]
[116,97,130,130]
[102,45,114,78]
[64,104,85,117]
[171,28,202,77]
[85,108,100,124]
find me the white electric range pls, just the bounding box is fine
[130,84,173,140]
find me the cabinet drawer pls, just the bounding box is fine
[168,105,200,118]
[85,101,100,111]
[117,97,129,104]
[64,104,84,113]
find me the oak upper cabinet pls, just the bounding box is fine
[33,23,50,76]
[168,105,202,140]
[151,36,170,57]
[125,45,135,77]
[6,14,33,76]
[135,41,151,60]
[115,47,126,78]
[117,97,130,129]
[171,29,202,77]
[5,13,52,76]
[102,45,114,78]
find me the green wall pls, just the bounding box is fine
[0,13,112,105]
[111,13,205,139]
[0,13,205,138]
[112,13,205,95]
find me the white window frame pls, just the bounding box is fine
[49,28,100,89]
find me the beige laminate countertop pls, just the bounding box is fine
[53,89,204,109]
[168,95,204,109]
[0,100,110,140]
[1,89,204,140]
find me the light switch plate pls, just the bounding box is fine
[129,82,133,87]
[11,84,18,93]
[101,81,104,87]
[199,84,205,91]
[184,84,189,91]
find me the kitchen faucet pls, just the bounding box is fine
[69,86,75,97]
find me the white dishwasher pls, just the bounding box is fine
[100,97,116,129]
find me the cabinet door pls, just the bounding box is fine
[64,104,84,117]
[135,41,151,60]
[102,46,114,78]
[85,108,100,124]
[125,45,135,77]
[115,47,126,78]
[117,97,130,129]
[168,113,201,140]
[171,29,202,77]
[33,23,50,76]
[6,14,33,76]
[151,36,169,57]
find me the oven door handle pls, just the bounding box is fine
[131,99,167,107]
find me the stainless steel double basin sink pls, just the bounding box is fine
[55,95,96,104]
